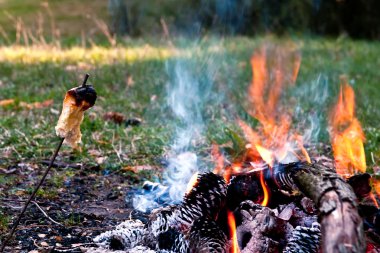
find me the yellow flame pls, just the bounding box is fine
[260,171,269,206]
[227,211,239,253]
[329,79,366,175]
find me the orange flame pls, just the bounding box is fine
[238,46,310,167]
[372,178,380,207]
[212,144,225,175]
[329,79,366,176]
[227,210,239,253]
[260,170,269,206]
[369,192,379,209]
[373,179,380,195]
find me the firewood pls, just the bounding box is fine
[278,162,366,253]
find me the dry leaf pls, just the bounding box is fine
[103,112,125,124]
[20,99,53,109]
[0,99,15,106]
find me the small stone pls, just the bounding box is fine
[40,241,49,247]
[37,234,46,238]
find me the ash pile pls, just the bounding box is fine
[87,166,323,253]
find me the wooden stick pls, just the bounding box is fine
[279,162,366,253]
[0,138,64,252]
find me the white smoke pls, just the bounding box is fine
[132,56,215,212]
[293,74,330,144]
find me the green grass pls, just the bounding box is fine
[0,36,379,180]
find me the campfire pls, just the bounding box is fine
[87,46,379,253]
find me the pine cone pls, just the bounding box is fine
[188,217,228,253]
[176,172,227,230]
[94,220,148,250]
[149,205,178,237]
[284,222,321,253]
[157,228,189,253]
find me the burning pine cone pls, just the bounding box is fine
[174,172,227,230]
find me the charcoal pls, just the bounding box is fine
[283,222,321,253]
[226,174,263,211]
[188,218,228,253]
[347,173,372,200]
[235,201,293,253]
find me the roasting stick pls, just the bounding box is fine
[0,74,94,252]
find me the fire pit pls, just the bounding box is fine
[85,46,379,253]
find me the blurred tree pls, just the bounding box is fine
[107,0,380,39]
[108,0,129,35]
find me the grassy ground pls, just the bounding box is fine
[0,36,380,249]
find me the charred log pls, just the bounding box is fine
[277,162,366,253]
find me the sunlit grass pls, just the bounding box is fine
[0,45,181,64]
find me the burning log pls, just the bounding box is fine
[275,162,366,253]
[92,162,369,253]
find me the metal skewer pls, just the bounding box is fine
[0,74,90,252]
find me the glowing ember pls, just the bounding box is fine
[259,170,269,206]
[329,79,366,176]
[369,192,379,209]
[227,210,239,253]
[372,179,380,204]
[185,172,199,194]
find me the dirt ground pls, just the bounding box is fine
[0,160,151,252]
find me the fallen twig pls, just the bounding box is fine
[31,201,63,226]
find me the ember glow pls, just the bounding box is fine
[227,210,240,253]
[329,80,366,176]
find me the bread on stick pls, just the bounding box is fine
[55,85,97,148]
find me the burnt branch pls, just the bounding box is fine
[279,162,366,253]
